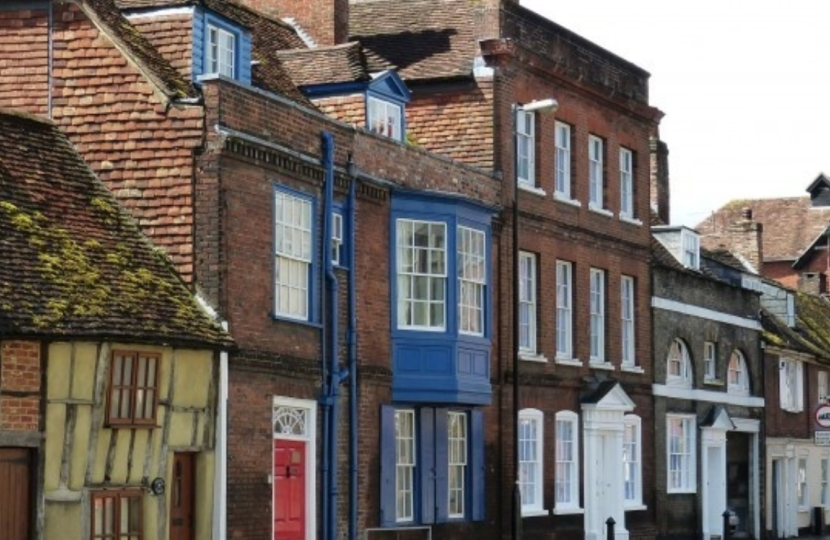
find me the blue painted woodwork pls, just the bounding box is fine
[192,7,252,84]
[390,192,494,405]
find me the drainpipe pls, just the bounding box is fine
[320,134,332,540]
[213,341,228,540]
[347,165,358,540]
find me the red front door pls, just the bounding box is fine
[170,453,195,540]
[273,439,306,540]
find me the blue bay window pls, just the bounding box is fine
[192,9,252,84]
[379,405,485,526]
[391,193,494,405]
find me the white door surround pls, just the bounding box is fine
[701,408,732,540]
[272,396,317,540]
[582,383,636,540]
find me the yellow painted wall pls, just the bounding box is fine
[43,341,218,540]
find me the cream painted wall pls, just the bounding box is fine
[42,341,217,540]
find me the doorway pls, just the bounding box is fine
[0,448,32,540]
[170,452,195,540]
[273,439,306,540]
[727,433,751,538]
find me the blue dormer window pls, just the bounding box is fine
[193,10,252,85]
[207,24,236,78]
[368,96,403,141]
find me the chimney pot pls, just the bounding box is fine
[742,207,753,220]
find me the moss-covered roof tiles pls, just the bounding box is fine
[0,109,230,348]
[762,291,830,362]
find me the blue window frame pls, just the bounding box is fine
[273,185,317,323]
[192,9,252,84]
[379,405,485,526]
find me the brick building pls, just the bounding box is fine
[0,2,502,540]
[760,283,830,538]
[651,228,764,540]
[0,109,229,540]
[697,174,830,295]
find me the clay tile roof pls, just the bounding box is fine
[115,0,312,105]
[278,42,372,86]
[697,196,830,262]
[83,0,196,99]
[349,0,477,81]
[702,248,749,274]
[0,110,230,348]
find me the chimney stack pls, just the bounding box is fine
[650,136,670,225]
[726,207,764,273]
[235,0,349,46]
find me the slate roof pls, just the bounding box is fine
[697,196,830,262]
[0,110,230,347]
[278,42,372,87]
[349,0,478,81]
[83,0,196,99]
[115,0,313,105]
[652,235,753,285]
[761,291,830,362]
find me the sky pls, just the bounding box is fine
[521,0,830,226]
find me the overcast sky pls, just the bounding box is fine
[521,0,830,227]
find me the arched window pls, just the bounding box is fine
[727,350,750,395]
[667,339,692,387]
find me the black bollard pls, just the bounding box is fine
[606,516,616,540]
[722,510,731,540]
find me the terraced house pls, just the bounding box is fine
[0,1,501,540]
[0,110,230,540]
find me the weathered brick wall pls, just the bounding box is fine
[0,340,42,432]
[0,4,204,282]
[764,350,813,440]
[230,0,348,45]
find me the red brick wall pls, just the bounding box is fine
[764,351,813,440]
[231,0,349,46]
[0,5,204,282]
[0,341,42,432]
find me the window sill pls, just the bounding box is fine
[665,379,693,389]
[520,353,548,363]
[553,507,584,516]
[555,356,582,367]
[667,488,697,495]
[799,506,811,513]
[619,215,642,226]
[589,361,615,371]
[588,204,614,218]
[704,378,724,386]
[553,193,582,207]
[270,313,323,329]
[518,184,547,197]
[624,504,648,512]
[621,365,645,374]
[521,508,549,518]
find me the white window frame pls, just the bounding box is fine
[619,147,634,219]
[819,371,828,403]
[555,121,571,198]
[727,350,749,396]
[681,229,700,270]
[780,358,805,412]
[207,24,236,78]
[667,414,697,493]
[797,457,809,510]
[517,111,536,187]
[331,212,343,266]
[556,261,573,359]
[368,96,403,141]
[786,293,796,327]
[458,226,487,336]
[395,409,416,522]
[704,341,717,382]
[589,268,605,363]
[620,275,635,366]
[555,410,580,511]
[518,408,544,515]
[588,135,604,208]
[448,411,468,519]
[666,339,693,388]
[822,457,829,507]
[396,219,447,331]
[623,415,642,507]
[519,252,537,355]
[274,189,313,320]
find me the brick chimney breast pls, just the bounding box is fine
[236,0,348,46]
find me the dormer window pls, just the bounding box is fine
[368,97,402,141]
[208,24,236,78]
[681,229,700,270]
